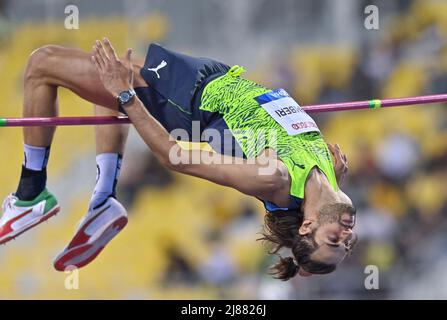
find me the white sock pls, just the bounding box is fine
[23,144,50,171]
[90,153,122,210]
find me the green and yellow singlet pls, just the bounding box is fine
[200,66,339,212]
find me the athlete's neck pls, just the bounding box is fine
[302,167,339,220]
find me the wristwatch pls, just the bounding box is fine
[117,88,136,107]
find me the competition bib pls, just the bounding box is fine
[254,89,320,136]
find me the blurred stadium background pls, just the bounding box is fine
[0,0,447,299]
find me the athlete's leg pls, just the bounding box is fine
[16,46,118,200]
[0,45,123,244]
[51,49,148,271]
[0,45,144,246]
[90,105,129,209]
[95,106,128,154]
[90,51,146,209]
[52,104,131,271]
[23,45,122,146]
[18,45,145,198]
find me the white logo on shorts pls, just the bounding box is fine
[147,60,167,79]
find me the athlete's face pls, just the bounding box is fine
[299,205,357,267]
[311,210,357,266]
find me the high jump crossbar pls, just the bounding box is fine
[1,93,446,127]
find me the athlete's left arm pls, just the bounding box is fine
[327,143,348,186]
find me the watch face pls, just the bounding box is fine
[118,90,135,106]
[121,92,130,102]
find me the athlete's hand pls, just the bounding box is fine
[91,38,134,98]
[327,143,348,186]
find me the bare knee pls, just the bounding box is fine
[25,45,60,84]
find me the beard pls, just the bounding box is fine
[316,202,356,226]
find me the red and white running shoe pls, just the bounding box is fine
[0,189,60,245]
[53,197,127,271]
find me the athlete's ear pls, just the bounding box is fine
[298,219,313,236]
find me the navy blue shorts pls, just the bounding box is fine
[121,43,230,139]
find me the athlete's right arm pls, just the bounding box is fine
[169,148,291,202]
[92,38,291,202]
[125,97,290,201]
